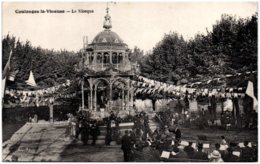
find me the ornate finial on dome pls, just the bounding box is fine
[103,4,112,30]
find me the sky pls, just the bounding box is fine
[2,2,258,53]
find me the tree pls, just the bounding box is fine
[140,13,257,84]
[2,35,81,88]
[140,32,188,84]
[128,46,144,64]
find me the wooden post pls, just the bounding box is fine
[101,52,104,70]
[126,81,130,111]
[122,90,125,110]
[130,87,134,109]
[109,83,113,111]
[90,86,93,110]
[82,78,84,110]
[94,86,97,111]
[49,104,54,124]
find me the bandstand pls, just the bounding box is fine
[79,7,137,113]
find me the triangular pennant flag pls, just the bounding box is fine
[26,71,37,87]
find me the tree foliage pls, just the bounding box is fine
[140,13,258,85]
[2,35,81,88]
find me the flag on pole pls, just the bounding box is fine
[26,71,37,87]
[2,50,13,99]
[245,80,258,111]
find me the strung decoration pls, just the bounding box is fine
[4,79,75,107]
[4,71,256,107]
[131,73,251,99]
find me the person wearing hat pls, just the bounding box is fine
[129,130,136,147]
[214,143,227,158]
[208,150,224,162]
[221,136,227,145]
[81,118,90,145]
[192,143,208,160]
[252,142,257,162]
[90,120,100,145]
[184,141,195,158]
[222,147,239,162]
[241,141,254,162]
[121,130,132,162]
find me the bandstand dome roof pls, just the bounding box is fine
[90,29,126,46]
[87,7,127,50]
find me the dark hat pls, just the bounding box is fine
[227,147,233,152]
[244,141,249,146]
[215,143,220,148]
[230,142,237,147]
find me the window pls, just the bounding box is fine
[103,53,109,63]
[89,53,94,63]
[97,53,102,63]
[118,53,123,63]
[112,53,118,64]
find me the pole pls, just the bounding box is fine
[90,85,93,110]
[82,78,85,110]
[49,104,54,124]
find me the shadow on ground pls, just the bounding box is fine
[59,141,124,162]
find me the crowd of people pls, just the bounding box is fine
[120,111,183,162]
[64,108,257,162]
[66,111,100,145]
[120,125,257,162]
[155,103,257,131]
[118,109,257,162]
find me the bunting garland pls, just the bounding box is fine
[3,70,256,107]
[132,73,254,99]
[3,80,75,107]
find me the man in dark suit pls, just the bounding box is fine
[121,130,132,162]
[81,119,90,145]
[192,143,208,160]
[75,111,84,139]
[105,129,112,146]
[184,142,195,158]
[129,130,136,147]
[214,143,227,157]
[241,141,254,162]
[90,120,100,145]
[222,147,239,162]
